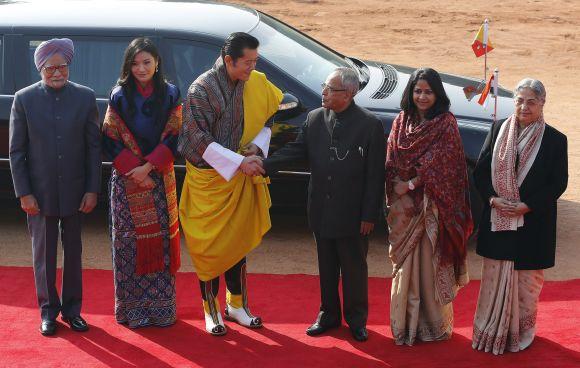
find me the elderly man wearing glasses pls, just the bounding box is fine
[264,67,386,342]
[9,38,101,336]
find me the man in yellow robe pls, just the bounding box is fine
[178,32,283,336]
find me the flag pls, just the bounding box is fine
[472,21,494,57]
[478,74,494,105]
[463,80,485,101]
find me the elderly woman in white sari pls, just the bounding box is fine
[472,78,568,355]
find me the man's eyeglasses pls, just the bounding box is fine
[321,82,346,93]
[42,64,68,75]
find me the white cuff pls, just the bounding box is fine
[251,127,272,158]
[202,142,244,181]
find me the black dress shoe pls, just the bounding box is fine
[306,321,340,336]
[39,320,57,336]
[350,326,368,342]
[62,315,89,332]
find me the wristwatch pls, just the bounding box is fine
[408,180,415,191]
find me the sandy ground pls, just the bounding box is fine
[1,0,578,281]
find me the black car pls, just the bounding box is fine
[0,0,514,219]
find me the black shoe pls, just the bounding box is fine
[39,320,57,336]
[306,321,340,336]
[350,326,368,342]
[62,315,89,332]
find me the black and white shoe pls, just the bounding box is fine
[204,310,227,336]
[224,304,262,328]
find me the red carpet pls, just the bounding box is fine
[0,266,578,368]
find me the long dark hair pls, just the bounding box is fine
[117,37,167,119]
[400,67,450,121]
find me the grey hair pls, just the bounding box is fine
[514,78,546,102]
[332,67,359,96]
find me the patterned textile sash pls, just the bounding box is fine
[491,115,545,231]
[387,191,468,305]
[103,105,182,275]
[472,258,544,355]
[385,111,473,267]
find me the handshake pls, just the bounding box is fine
[239,143,265,177]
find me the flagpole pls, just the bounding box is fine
[484,48,487,82]
[483,19,489,83]
[493,68,499,124]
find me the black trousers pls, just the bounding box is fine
[313,233,369,329]
[199,257,246,301]
[27,213,83,321]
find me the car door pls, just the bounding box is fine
[0,33,14,198]
[0,34,8,159]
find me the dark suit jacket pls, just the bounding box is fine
[474,120,568,269]
[9,81,101,217]
[265,102,386,238]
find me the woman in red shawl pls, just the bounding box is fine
[385,68,473,345]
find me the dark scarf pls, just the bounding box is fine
[386,111,473,265]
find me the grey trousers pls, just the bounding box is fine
[27,213,83,321]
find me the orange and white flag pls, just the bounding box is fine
[478,74,495,106]
[472,20,494,57]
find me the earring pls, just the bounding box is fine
[155,65,159,73]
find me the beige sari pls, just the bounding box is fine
[388,191,469,345]
[472,258,544,355]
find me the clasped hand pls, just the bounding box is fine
[493,197,531,217]
[239,143,264,177]
[126,163,155,189]
[240,155,264,176]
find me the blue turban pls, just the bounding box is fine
[34,38,74,71]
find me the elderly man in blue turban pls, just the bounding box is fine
[9,38,101,336]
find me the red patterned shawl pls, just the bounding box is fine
[103,104,182,275]
[386,111,473,265]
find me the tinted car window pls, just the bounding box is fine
[168,39,220,96]
[251,14,349,93]
[0,37,3,92]
[27,38,129,97]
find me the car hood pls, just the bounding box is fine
[355,60,514,123]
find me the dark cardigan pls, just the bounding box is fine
[474,120,568,270]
